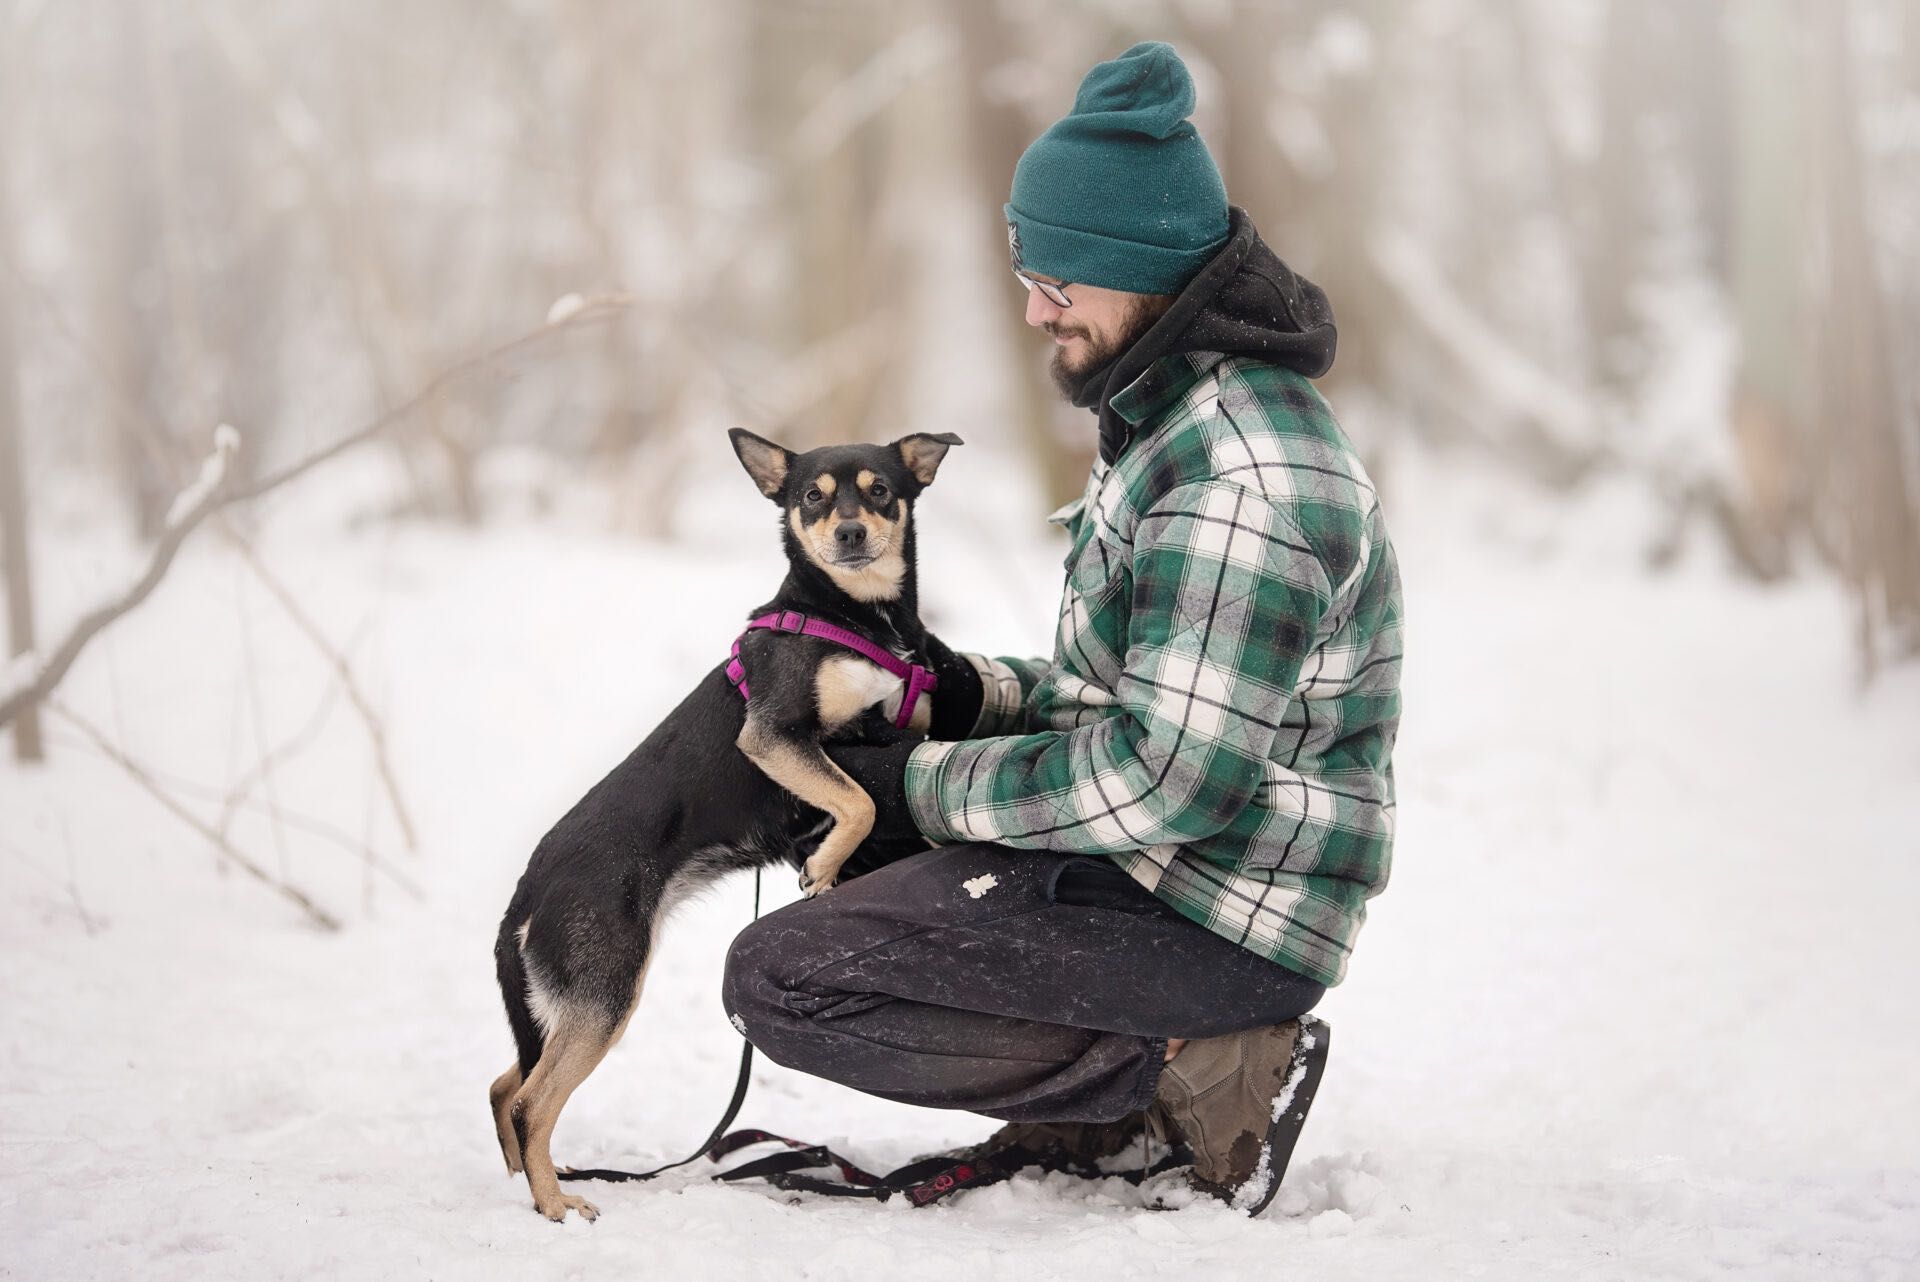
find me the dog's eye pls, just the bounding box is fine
[869,481,889,502]
[804,486,824,504]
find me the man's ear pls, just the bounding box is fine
[729,428,794,501]
[894,432,964,487]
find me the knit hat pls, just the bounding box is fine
[1005,42,1230,296]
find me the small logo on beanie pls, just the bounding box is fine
[1007,221,1023,268]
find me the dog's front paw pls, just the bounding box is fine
[535,1191,599,1223]
[798,855,840,897]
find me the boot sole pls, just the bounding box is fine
[1232,1014,1330,1216]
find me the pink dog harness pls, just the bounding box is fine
[727,610,938,730]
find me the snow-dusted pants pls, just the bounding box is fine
[720,842,1325,1123]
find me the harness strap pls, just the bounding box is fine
[726,610,937,729]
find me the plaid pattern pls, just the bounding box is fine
[906,352,1402,986]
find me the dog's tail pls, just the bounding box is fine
[494,912,545,1078]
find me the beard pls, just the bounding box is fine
[1046,295,1173,400]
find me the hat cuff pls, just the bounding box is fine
[1006,202,1225,295]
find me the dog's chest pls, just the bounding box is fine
[815,653,906,729]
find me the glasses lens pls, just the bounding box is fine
[1012,269,1072,308]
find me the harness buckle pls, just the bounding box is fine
[775,610,808,634]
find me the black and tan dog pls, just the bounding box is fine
[490,428,962,1221]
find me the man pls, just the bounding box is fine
[722,41,1401,1213]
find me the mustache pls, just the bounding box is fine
[1044,321,1090,341]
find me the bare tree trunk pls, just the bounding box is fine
[1811,0,1920,667]
[1673,6,1735,290]
[1182,0,1303,243]
[96,1,175,536]
[1579,0,1658,392]
[1728,0,1813,579]
[950,0,1085,505]
[1304,0,1390,401]
[745,0,903,449]
[0,51,42,761]
[556,0,652,464]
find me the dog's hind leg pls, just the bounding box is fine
[492,917,546,1174]
[510,1004,622,1222]
[509,951,652,1222]
[490,1063,525,1173]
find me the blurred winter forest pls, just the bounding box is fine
[10,7,1920,1269]
[2,0,1917,766]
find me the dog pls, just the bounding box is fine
[489,428,962,1221]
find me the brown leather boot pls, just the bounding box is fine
[1147,1015,1329,1213]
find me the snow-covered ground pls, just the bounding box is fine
[3,448,1917,1280]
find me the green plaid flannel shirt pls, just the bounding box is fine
[904,351,1402,986]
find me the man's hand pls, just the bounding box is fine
[823,737,925,846]
[922,633,984,741]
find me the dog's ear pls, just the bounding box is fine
[894,433,963,487]
[729,428,794,501]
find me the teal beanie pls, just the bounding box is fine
[1005,42,1229,295]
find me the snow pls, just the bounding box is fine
[543,293,586,325]
[4,447,1920,1279]
[961,873,999,899]
[161,423,240,530]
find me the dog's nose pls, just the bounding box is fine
[834,521,867,550]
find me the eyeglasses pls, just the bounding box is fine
[1011,268,1073,308]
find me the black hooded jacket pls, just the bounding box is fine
[1067,206,1338,464]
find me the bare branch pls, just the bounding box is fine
[47,700,342,931]
[44,717,425,902]
[217,525,420,851]
[224,293,634,507]
[216,617,366,836]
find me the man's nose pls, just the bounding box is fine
[834,521,868,550]
[1025,286,1061,328]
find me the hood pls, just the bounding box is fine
[1067,206,1338,463]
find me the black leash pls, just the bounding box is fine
[707,1127,1017,1205]
[555,865,1171,1207]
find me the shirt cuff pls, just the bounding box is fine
[904,739,963,842]
[962,652,1027,737]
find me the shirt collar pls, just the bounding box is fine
[1107,351,1221,428]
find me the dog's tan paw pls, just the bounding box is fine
[535,1192,599,1222]
[798,855,843,897]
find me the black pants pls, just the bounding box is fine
[720,842,1326,1124]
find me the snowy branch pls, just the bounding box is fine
[0,426,240,732]
[0,296,633,737]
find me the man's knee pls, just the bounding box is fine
[719,913,784,1029]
